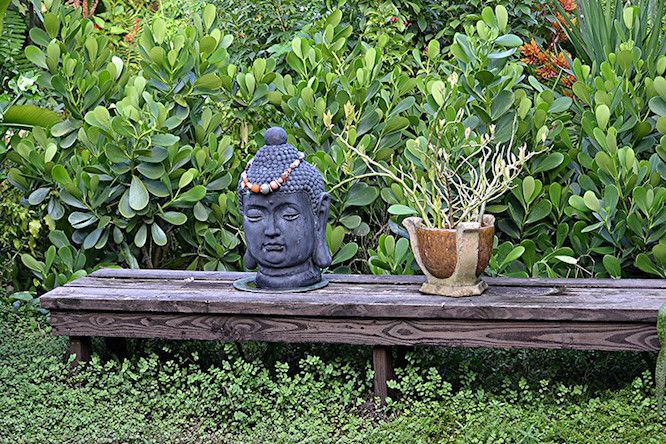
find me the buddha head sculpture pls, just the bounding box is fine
[237,127,332,290]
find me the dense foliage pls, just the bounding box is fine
[1,1,666,441]
[3,0,663,293]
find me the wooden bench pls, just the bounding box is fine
[40,268,666,402]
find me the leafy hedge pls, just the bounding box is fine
[2,0,665,295]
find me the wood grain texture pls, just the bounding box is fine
[48,311,660,352]
[373,346,394,403]
[40,275,666,322]
[89,268,666,288]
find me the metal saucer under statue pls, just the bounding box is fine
[234,127,332,293]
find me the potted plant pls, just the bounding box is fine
[326,75,545,296]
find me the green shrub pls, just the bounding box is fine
[489,0,666,278]
[0,183,40,291]
[4,0,666,284]
[212,0,324,63]
[556,0,666,76]
[11,1,246,273]
[564,50,666,277]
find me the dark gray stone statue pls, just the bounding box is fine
[237,127,332,290]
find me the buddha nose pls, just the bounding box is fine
[264,215,280,238]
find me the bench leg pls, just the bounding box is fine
[69,336,92,367]
[373,345,395,404]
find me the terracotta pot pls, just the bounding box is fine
[403,215,495,296]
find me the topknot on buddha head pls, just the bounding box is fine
[237,127,325,214]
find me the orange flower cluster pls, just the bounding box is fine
[520,0,577,91]
[521,40,576,88]
[559,0,576,12]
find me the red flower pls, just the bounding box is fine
[124,18,141,43]
[559,0,577,12]
[388,16,399,23]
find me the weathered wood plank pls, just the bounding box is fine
[373,346,394,403]
[88,268,666,288]
[40,283,666,322]
[49,311,660,351]
[66,277,666,298]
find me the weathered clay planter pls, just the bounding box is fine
[403,215,495,296]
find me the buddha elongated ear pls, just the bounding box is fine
[241,198,258,270]
[313,192,332,268]
[244,249,258,270]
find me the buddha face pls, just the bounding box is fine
[242,190,331,289]
[243,191,316,267]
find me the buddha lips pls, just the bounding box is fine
[241,151,306,195]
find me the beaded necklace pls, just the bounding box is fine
[240,151,306,195]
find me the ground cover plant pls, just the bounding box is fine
[2,302,666,443]
[1,0,666,441]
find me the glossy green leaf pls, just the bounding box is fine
[495,5,508,31]
[129,176,150,211]
[24,46,47,69]
[495,34,522,48]
[526,200,552,224]
[345,184,378,208]
[152,134,180,147]
[602,255,622,278]
[174,185,206,203]
[134,224,148,248]
[331,242,358,265]
[160,211,187,225]
[583,190,601,212]
[650,97,666,116]
[151,223,167,246]
[490,90,514,120]
[548,97,572,113]
[28,187,50,205]
[21,254,44,273]
[499,246,525,268]
[388,205,417,216]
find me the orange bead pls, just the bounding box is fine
[250,183,260,193]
